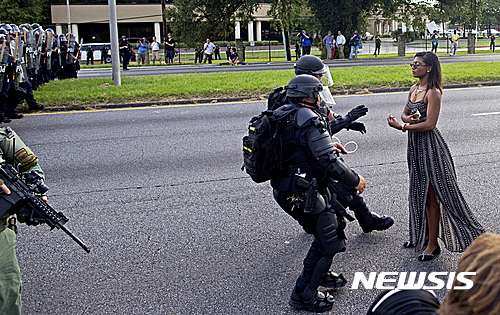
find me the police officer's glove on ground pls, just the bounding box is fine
[346,105,368,122]
[345,121,366,134]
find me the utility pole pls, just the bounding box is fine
[161,0,167,63]
[66,0,71,33]
[108,0,121,86]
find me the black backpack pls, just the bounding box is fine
[267,86,289,111]
[242,108,295,183]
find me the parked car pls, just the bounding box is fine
[363,32,373,41]
[80,43,112,63]
[481,29,500,37]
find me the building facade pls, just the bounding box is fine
[50,2,399,44]
[50,1,273,44]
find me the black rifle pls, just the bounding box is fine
[0,164,91,253]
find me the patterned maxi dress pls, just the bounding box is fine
[406,98,485,252]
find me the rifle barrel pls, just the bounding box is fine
[59,224,91,253]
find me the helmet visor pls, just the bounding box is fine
[320,66,334,87]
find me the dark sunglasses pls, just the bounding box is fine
[410,63,429,68]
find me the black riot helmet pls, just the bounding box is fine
[9,24,19,35]
[19,23,32,31]
[33,27,42,37]
[285,74,323,99]
[294,55,328,75]
[0,24,12,34]
[31,23,40,30]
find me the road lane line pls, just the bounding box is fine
[472,112,500,116]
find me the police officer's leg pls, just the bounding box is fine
[19,81,43,110]
[273,190,346,312]
[5,84,23,120]
[289,210,345,312]
[0,228,22,315]
[328,181,394,233]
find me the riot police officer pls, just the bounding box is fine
[65,34,79,79]
[0,31,11,123]
[0,126,47,314]
[269,55,393,234]
[119,35,131,70]
[56,34,67,80]
[272,75,366,312]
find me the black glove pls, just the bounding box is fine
[346,121,366,134]
[346,105,368,122]
[16,204,41,226]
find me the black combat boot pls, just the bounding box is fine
[289,286,334,312]
[319,271,347,288]
[350,195,394,233]
[29,103,44,110]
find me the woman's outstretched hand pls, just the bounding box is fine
[387,114,402,130]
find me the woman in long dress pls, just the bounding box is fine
[387,51,485,261]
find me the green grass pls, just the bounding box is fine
[33,61,500,107]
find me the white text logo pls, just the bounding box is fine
[350,272,476,290]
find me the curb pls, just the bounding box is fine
[25,81,500,113]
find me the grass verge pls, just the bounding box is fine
[33,61,500,108]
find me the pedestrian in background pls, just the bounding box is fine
[387,51,485,261]
[119,35,131,70]
[431,30,439,53]
[225,43,231,60]
[228,47,239,66]
[100,44,108,64]
[336,31,346,59]
[150,37,160,64]
[490,33,495,52]
[297,29,312,55]
[136,38,148,64]
[449,30,459,56]
[165,33,176,64]
[213,43,221,60]
[323,31,335,59]
[349,30,360,59]
[294,41,301,60]
[203,38,215,64]
[373,36,381,57]
[85,45,94,65]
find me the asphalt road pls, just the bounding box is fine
[10,86,500,314]
[78,53,500,78]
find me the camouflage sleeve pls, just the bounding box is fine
[0,127,45,181]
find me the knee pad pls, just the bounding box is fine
[315,211,345,255]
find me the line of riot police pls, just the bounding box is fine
[0,23,81,122]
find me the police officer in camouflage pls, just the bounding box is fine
[268,55,393,234]
[272,74,366,312]
[0,126,46,315]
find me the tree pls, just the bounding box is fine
[0,0,50,25]
[481,0,500,33]
[165,0,260,48]
[267,0,307,61]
